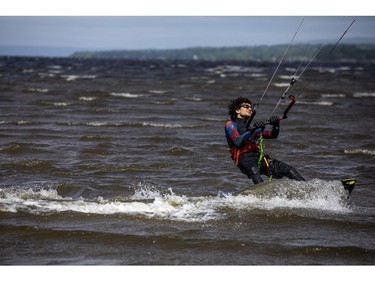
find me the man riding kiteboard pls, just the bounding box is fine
[225,96,305,185]
[224,20,357,193]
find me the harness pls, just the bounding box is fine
[226,120,273,181]
[229,141,258,166]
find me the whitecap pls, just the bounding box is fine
[41,101,70,107]
[186,97,203,102]
[247,73,266,78]
[337,66,351,71]
[48,65,62,69]
[110,92,143,98]
[318,67,336,73]
[353,92,375,98]
[274,82,291,88]
[229,179,352,214]
[25,88,49,93]
[321,94,346,98]
[52,102,70,106]
[206,65,264,74]
[85,122,109,127]
[140,122,186,128]
[344,149,375,156]
[149,90,167,94]
[0,187,220,222]
[79,96,97,101]
[0,179,352,222]
[296,101,333,106]
[279,75,294,80]
[38,72,55,78]
[16,120,33,125]
[61,75,96,81]
[285,67,297,72]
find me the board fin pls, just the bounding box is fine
[341,178,356,198]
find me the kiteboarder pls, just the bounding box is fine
[225,96,305,184]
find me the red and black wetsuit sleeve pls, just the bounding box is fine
[225,118,279,149]
[225,121,252,148]
[235,117,280,140]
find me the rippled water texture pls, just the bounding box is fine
[0,57,374,264]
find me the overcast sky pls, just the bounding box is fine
[1,2,374,56]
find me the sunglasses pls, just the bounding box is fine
[241,104,252,109]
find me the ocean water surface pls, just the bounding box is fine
[0,56,374,265]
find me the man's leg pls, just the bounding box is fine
[268,159,305,181]
[238,155,264,184]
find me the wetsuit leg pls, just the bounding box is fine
[238,153,264,184]
[268,159,305,181]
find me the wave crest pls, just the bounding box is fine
[0,179,352,222]
[344,149,375,156]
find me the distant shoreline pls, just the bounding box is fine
[69,44,375,62]
[1,44,375,62]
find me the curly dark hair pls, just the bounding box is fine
[228,96,252,121]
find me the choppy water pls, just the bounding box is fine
[0,56,374,265]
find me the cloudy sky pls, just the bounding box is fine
[1,1,373,56]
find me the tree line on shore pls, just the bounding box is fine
[70,44,375,62]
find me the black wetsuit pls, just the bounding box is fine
[225,118,305,184]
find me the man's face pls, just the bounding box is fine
[236,103,252,118]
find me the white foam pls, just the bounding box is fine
[279,75,294,80]
[247,73,266,78]
[318,67,336,73]
[140,122,190,128]
[0,179,352,222]
[297,101,333,106]
[110,92,143,98]
[85,122,110,127]
[274,82,291,88]
[79,96,97,101]
[51,102,70,107]
[206,65,264,74]
[344,149,375,156]
[149,90,167,94]
[26,88,49,93]
[42,101,71,107]
[186,97,203,102]
[285,67,297,72]
[16,120,33,125]
[353,92,375,98]
[61,75,96,81]
[321,94,345,98]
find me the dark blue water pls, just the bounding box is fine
[1,56,374,264]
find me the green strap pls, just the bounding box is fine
[258,135,273,182]
[258,135,264,169]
